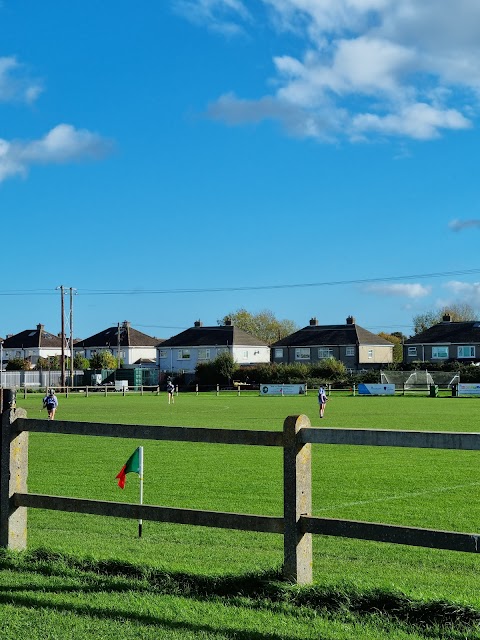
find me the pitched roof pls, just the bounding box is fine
[2,324,63,348]
[160,325,268,348]
[271,322,393,347]
[405,321,480,344]
[76,323,162,348]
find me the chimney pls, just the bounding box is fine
[194,320,203,327]
[309,317,318,326]
[37,323,44,332]
[346,316,355,325]
[123,321,131,329]
[224,318,232,326]
[442,314,452,322]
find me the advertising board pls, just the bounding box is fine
[260,384,306,396]
[358,383,395,396]
[458,383,480,396]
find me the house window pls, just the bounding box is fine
[159,349,167,359]
[458,345,475,358]
[216,347,228,355]
[318,348,333,359]
[274,348,283,358]
[368,349,374,359]
[295,348,310,360]
[345,347,355,357]
[198,348,210,360]
[432,346,449,359]
[242,350,248,358]
[178,349,190,360]
[407,346,417,357]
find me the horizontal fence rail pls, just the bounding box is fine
[14,493,284,534]
[301,516,480,554]
[15,418,284,447]
[300,427,480,450]
[1,390,479,584]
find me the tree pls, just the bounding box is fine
[90,350,118,370]
[35,357,50,370]
[413,303,478,334]
[311,358,347,380]
[6,357,31,371]
[213,351,237,384]
[378,332,403,362]
[74,353,90,370]
[218,309,298,344]
[35,356,60,370]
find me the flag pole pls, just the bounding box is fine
[138,446,144,538]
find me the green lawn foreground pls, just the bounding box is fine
[1,391,479,639]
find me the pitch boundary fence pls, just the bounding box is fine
[1,392,480,584]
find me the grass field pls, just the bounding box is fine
[2,391,480,639]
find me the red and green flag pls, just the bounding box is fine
[116,447,141,489]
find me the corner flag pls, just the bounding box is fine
[116,447,141,489]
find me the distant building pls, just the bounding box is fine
[1,323,67,367]
[157,319,270,373]
[403,314,480,364]
[74,321,162,366]
[271,316,394,370]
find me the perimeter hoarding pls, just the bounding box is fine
[260,384,306,396]
[358,383,395,396]
[458,383,480,396]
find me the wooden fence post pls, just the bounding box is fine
[0,389,28,550]
[283,414,312,584]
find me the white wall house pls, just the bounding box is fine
[1,324,70,367]
[157,320,270,374]
[74,321,162,366]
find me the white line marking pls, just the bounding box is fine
[315,482,480,511]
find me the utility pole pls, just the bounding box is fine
[60,285,65,390]
[69,287,76,388]
[117,322,122,370]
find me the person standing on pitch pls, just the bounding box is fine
[43,389,58,420]
[166,379,175,404]
[318,384,328,419]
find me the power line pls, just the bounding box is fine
[77,267,480,294]
[1,267,480,296]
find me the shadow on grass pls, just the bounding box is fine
[0,590,303,640]
[0,547,479,636]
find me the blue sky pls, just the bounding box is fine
[2,0,480,341]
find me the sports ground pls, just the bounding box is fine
[1,391,480,639]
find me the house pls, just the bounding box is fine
[270,316,394,370]
[403,314,480,364]
[1,324,68,367]
[74,321,162,366]
[157,319,270,373]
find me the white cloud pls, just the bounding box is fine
[449,219,480,232]
[352,103,471,140]
[0,56,43,104]
[444,280,480,296]
[366,283,431,298]
[0,124,113,183]
[172,0,251,35]
[440,280,480,308]
[192,0,480,141]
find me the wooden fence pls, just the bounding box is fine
[1,390,480,585]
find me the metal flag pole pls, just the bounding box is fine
[138,446,144,538]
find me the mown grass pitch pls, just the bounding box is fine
[2,392,480,639]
